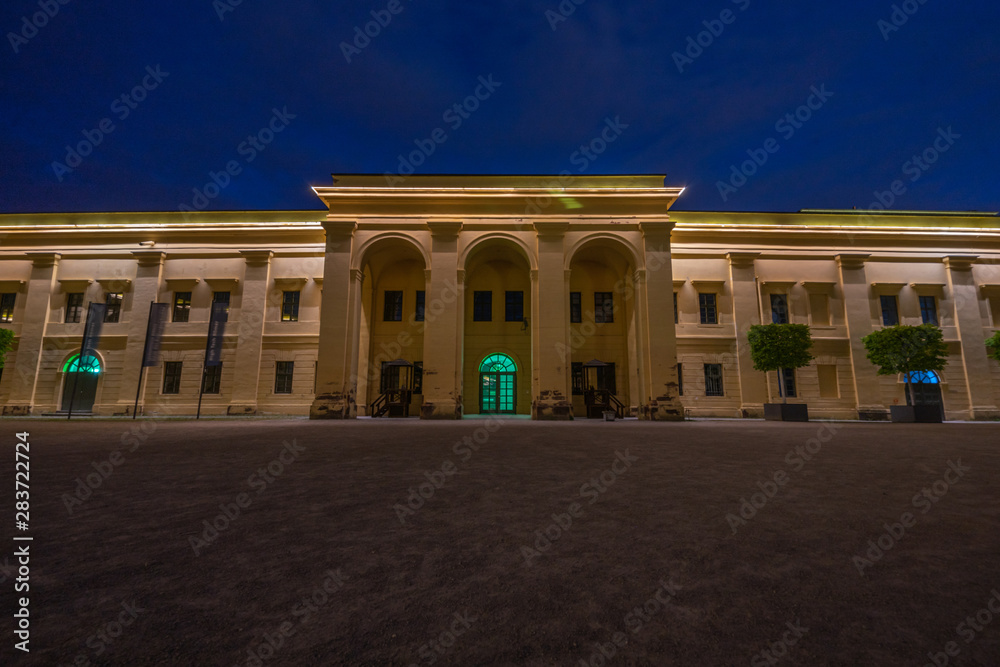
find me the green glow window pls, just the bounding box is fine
[479,354,516,414]
[63,355,101,374]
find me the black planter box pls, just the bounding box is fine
[890,405,943,423]
[763,403,809,422]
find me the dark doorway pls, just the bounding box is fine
[60,355,101,413]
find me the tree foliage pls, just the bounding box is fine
[987,331,1000,363]
[0,328,13,369]
[862,324,948,376]
[747,323,815,373]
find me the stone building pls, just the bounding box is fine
[0,175,997,420]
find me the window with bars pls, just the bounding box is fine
[163,361,182,394]
[594,292,614,323]
[415,291,425,322]
[677,363,683,396]
[571,362,584,395]
[699,293,717,324]
[282,291,300,322]
[65,293,84,323]
[674,292,678,324]
[413,362,423,393]
[770,294,789,324]
[704,363,724,396]
[781,367,796,398]
[473,291,492,322]
[173,292,192,323]
[104,292,123,323]
[0,293,15,323]
[880,295,899,326]
[383,290,403,321]
[919,296,938,325]
[202,364,221,394]
[570,292,582,323]
[275,361,294,394]
[505,291,524,322]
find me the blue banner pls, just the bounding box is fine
[81,303,107,358]
[142,303,169,367]
[205,302,228,367]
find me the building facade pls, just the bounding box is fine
[1,175,998,421]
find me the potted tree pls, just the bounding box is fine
[747,323,814,421]
[862,324,948,423]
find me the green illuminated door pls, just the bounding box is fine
[479,354,516,414]
[60,354,101,412]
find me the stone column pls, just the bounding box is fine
[945,255,998,419]
[230,250,273,415]
[727,252,767,416]
[638,221,683,421]
[311,222,360,419]
[116,251,165,412]
[421,221,463,419]
[837,253,887,420]
[530,222,572,420]
[5,253,60,415]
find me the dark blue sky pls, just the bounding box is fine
[1,1,997,214]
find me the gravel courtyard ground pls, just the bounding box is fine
[1,418,998,666]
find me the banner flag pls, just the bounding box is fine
[205,302,228,367]
[142,303,170,367]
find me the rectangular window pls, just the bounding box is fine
[282,291,300,322]
[163,361,182,394]
[473,291,492,322]
[104,292,123,323]
[202,364,221,394]
[571,362,584,395]
[704,363,724,397]
[415,291,425,322]
[594,292,614,323]
[0,293,15,323]
[413,362,423,393]
[674,292,679,324]
[818,364,839,398]
[677,362,683,396]
[383,290,403,322]
[275,361,294,394]
[770,294,789,324]
[65,293,84,324]
[505,291,524,322]
[173,291,192,323]
[570,292,582,323]
[991,296,1000,328]
[379,361,401,393]
[880,295,899,326]
[781,368,797,398]
[809,293,830,326]
[699,293,718,324]
[919,295,938,325]
[213,291,231,313]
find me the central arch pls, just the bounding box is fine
[479,354,517,414]
[60,354,102,413]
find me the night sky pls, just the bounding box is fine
[1,1,997,214]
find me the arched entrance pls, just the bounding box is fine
[906,370,943,411]
[479,354,517,414]
[60,354,102,413]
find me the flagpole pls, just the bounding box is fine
[133,301,155,420]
